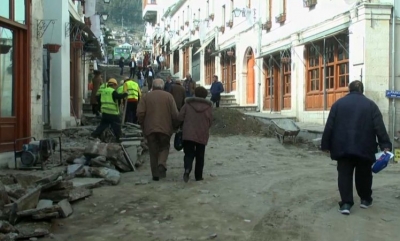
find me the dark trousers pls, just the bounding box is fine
[147,77,154,90]
[125,101,138,124]
[91,113,121,140]
[96,96,102,112]
[183,140,205,180]
[91,104,100,116]
[120,67,124,75]
[147,133,171,178]
[211,94,220,108]
[337,158,373,206]
[129,68,135,79]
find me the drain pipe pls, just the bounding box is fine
[391,2,396,145]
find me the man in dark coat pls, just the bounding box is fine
[210,75,224,108]
[321,80,391,215]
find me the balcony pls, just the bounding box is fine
[142,0,158,22]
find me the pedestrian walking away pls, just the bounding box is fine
[210,75,224,108]
[123,78,141,124]
[137,78,179,181]
[170,79,186,111]
[178,86,213,182]
[91,78,128,142]
[321,80,392,215]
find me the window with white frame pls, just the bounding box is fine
[182,11,185,26]
[206,0,209,17]
[265,0,271,22]
[230,0,233,21]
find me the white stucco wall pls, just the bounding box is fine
[31,0,44,139]
[43,0,71,130]
[153,0,398,132]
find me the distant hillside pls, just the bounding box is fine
[96,0,144,32]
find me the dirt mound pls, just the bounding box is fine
[211,108,265,136]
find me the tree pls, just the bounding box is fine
[97,0,144,28]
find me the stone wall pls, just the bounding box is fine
[31,0,44,139]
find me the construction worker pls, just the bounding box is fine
[123,78,141,123]
[96,81,107,113]
[91,78,128,142]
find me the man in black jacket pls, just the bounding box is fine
[321,80,391,215]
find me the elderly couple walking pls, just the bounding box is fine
[137,78,212,182]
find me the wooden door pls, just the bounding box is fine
[263,65,280,111]
[246,54,255,104]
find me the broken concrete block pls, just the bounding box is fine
[57,199,73,218]
[91,156,113,168]
[16,226,49,239]
[84,143,109,158]
[34,172,62,186]
[72,178,104,189]
[73,157,87,165]
[32,212,59,220]
[90,167,121,185]
[0,182,11,209]
[47,181,73,191]
[38,179,62,192]
[39,190,70,202]
[5,187,41,213]
[14,174,41,189]
[67,164,84,177]
[75,166,92,178]
[36,200,53,209]
[17,204,61,217]
[68,187,93,202]
[124,146,138,165]
[0,176,16,185]
[0,220,17,234]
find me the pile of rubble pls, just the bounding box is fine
[0,124,148,240]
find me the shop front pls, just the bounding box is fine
[0,0,31,152]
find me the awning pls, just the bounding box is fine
[211,43,235,56]
[69,14,96,39]
[256,44,291,59]
[180,39,200,49]
[298,23,350,45]
[177,37,190,49]
[171,45,179,52]
[194,37,215,56]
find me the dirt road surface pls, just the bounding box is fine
[41,135,400,241]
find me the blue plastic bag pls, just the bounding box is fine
[372,151,394,174]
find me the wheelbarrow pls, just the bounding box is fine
[271,119,301,144]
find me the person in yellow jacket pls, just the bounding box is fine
[123,78,141,123]
[117,79,125,108]
[96,81,107,114]
[91,78,128,141]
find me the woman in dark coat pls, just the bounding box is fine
[90,70,102,116]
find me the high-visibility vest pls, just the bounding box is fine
[96,83,107,96]
[117,85,124,94]
[125,80,139,100]
[100,87,119,115]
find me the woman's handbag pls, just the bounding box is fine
[174,129,183,151]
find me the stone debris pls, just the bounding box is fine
[0,123,147,240]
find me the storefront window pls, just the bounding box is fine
[0,1,10,19]
[0,27,14,117]
[14,0,26,24]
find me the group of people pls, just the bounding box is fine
[90,70,223,182]
[90,67,393,212]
